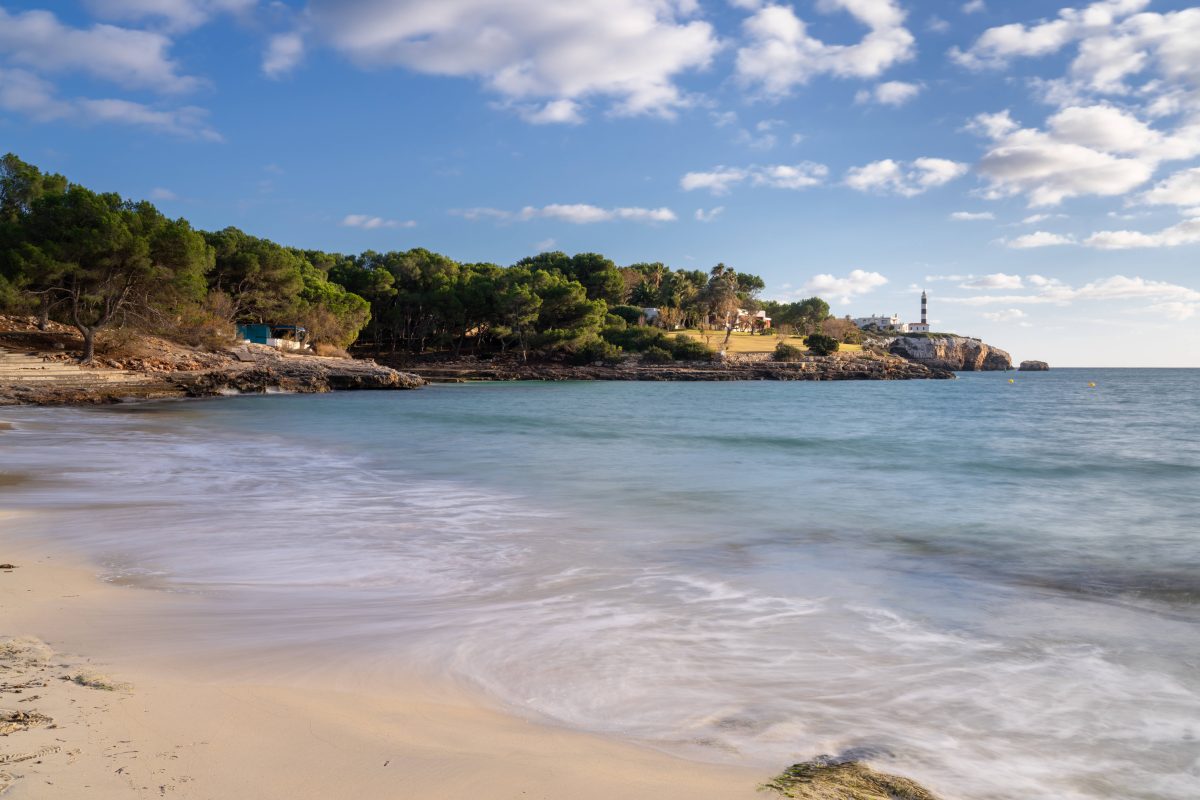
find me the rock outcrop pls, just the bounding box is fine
[886,335,1011,371]
[762,757,940,800]
[1019,360,1050,371]
[1,326,423,406]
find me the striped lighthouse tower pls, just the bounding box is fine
[921,291,928,325]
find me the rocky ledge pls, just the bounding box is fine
[395,351,954,382]
[0,334,423,406]
[886,335,1012,371]
[1019,360,1050,371]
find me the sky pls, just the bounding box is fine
[1,1,1199,366]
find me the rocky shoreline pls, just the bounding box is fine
[391,350,955,382]
[0,321,424,406]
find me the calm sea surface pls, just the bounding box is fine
[2,370,1198,799]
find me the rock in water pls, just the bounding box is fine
[887,335,1012,371]
[762,759,940,800]
[1019,360,1050,371]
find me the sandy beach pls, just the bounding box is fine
[0,521,763,800]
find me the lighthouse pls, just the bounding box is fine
[908,291,931,333]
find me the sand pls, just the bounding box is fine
[0,526,764,800]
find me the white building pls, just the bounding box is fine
[852,314,908,332]
[852,292,930,333]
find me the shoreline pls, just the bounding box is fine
[1,519,766,799]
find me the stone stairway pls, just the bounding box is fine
[0,346,157,389]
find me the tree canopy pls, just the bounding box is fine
[0,153,841,364]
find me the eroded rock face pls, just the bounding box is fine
[1019,360,1050,371]
[887,336,1012,371]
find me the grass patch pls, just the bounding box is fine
[670,330,862,355]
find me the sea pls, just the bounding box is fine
[1,370,1198,799]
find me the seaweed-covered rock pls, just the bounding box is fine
[762,758,940,800]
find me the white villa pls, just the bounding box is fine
[853,292,930,334]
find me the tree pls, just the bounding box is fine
[1,154,68,327]
[16,187,211,362]
[805,333,840,356]
[204,228,305,322]
[795,297,830,335]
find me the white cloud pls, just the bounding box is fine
[857,80,921,106]
[680,167,748,195]
[967,104,1200,207]
[83,0,254,32]
[0,68,72,121]
[1006,231,1076,248]
[926,16,950,34]
[0,68,220,138]
[694,206,724,223]
[803,269,888,303]
[943,274,1200,307]
[1148,301,1198,321]
[952,2,1200,113]
[982,309,1028,323]
[263,32,305,79]
[1021,213,1066,224]
[752,162,828,190]
[1139,167,1200,208]
[965,273,1024,289]
[1083,218,1200,249]
[342,214,417,229]
[950,211,994,221]
[533,238,556,251]
[680,162,828,194]
[307,0,719,121]
[0,7,200,93]
[962,0,986,14]
[735,0,915,97]
[519,99,584,125]
[150,187,178,200]
[845,157,968,196]
[456,204,677,224]
[735,119,785,150]
[951,1,1151,71]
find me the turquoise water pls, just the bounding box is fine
[2,371,1198,799]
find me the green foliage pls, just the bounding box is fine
[773,342,805,362]
[570,337,623,365]
[670,334,713,361]
[603,324,672,353]
[640,346,673,364]
[609,304,645,326]
[805,333,840,356]
[0,154,826,364]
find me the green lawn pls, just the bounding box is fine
[670,329,862,355]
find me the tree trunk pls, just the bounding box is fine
[37,296,50,331]
[79,325,96,364]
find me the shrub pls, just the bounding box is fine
[641,346,673,364]
[570,338,623,365]
[609,305,645,326]
[670,334,712,361]
[773,342,805,362]
[313,342,351,358]
[603,325,671,352]
[805,333,840,356]
[603,313,627,331]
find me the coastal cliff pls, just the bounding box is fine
[886,335,1012,371]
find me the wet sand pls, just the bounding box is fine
[0,523,763,799]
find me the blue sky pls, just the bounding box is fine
[2,0,1199,366]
